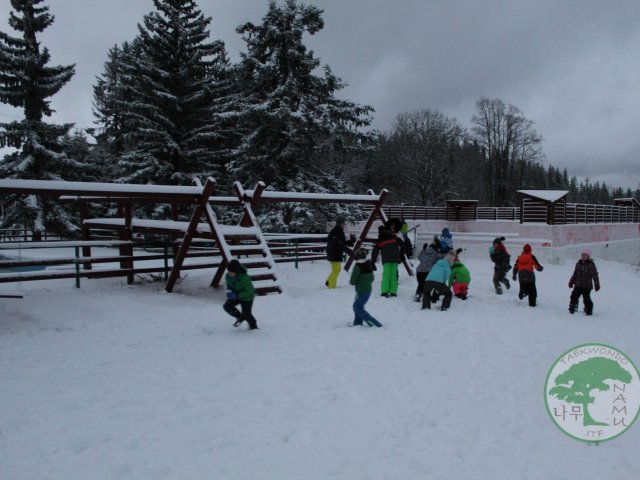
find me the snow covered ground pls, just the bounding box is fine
[2,255,640,479]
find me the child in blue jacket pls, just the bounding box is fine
[421,251,455,311]
[439,228,454,253]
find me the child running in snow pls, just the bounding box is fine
[568,248,600,315]
[349,248,382,327]
[489,236,511,294]
[223,259,258,330]
[448,253,471,300]
[512,244,544,307]
[414,238,443,302]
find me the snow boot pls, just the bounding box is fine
[569,303,577,314]
[503,278,511,290]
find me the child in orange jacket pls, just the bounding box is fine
[512,244,543,307]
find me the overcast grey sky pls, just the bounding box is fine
[1,0,639,190]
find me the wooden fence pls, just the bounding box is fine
[379,205,521,222]
[378,203,637,224]
[0,236,330,289]
[565,204,639,224]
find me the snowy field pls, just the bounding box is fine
[2,255,640,480]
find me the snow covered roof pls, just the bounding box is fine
[517,190,568,202]
[614,198,640,207]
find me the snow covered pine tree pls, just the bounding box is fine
[228,0,374,231]
[0,0,80,236]
[115,0,232,195]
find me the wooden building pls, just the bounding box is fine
[517,190,569,225]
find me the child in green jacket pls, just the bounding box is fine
[349,248,382,327]
[223,259,258,330]
[448,256,471,300]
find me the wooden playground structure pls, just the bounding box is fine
[0,178,408,296]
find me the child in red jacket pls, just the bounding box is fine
[512,244,543,307]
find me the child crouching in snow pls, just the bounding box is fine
[349,248,382,327]
[223,259,258,330]
[512,244,543,307]
[448,253,470,300]
[414,238,443,302]
[422,250,455,311]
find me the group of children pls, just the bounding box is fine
[488,236,600,314]
[415,230,469,309]
[222,220,602,329]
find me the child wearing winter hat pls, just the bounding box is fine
[439,227,454,254]
[371,225,406,297]
[414,239,444,302]
[568,248,600,315]
[223,259,258,329]
[489,237,511,294]
[349,248,382,327]
[325,217,354,288]
[448,254,471,300]
[512,244,544,307]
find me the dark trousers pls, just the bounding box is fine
[493,268,510,292]
[415,272,428,295]
[224,299,258,329]
[519,282,537,306]
[422,281,452,310]
[570,287,593,314]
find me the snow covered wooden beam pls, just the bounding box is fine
[243,190,386,204]
[0,179,204,199]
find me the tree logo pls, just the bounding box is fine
[544,343,640,443]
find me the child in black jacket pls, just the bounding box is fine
[568,248,600,315]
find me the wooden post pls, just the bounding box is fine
[79,201,92,270]
[165,178,217,293]
[344,189,387,272]
[238,181,266,227]
[171,203,180,279]
[117,202,126,271]
[124,203,134,285]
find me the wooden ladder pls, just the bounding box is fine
[165,178,281,295]
[208,181,281,295]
